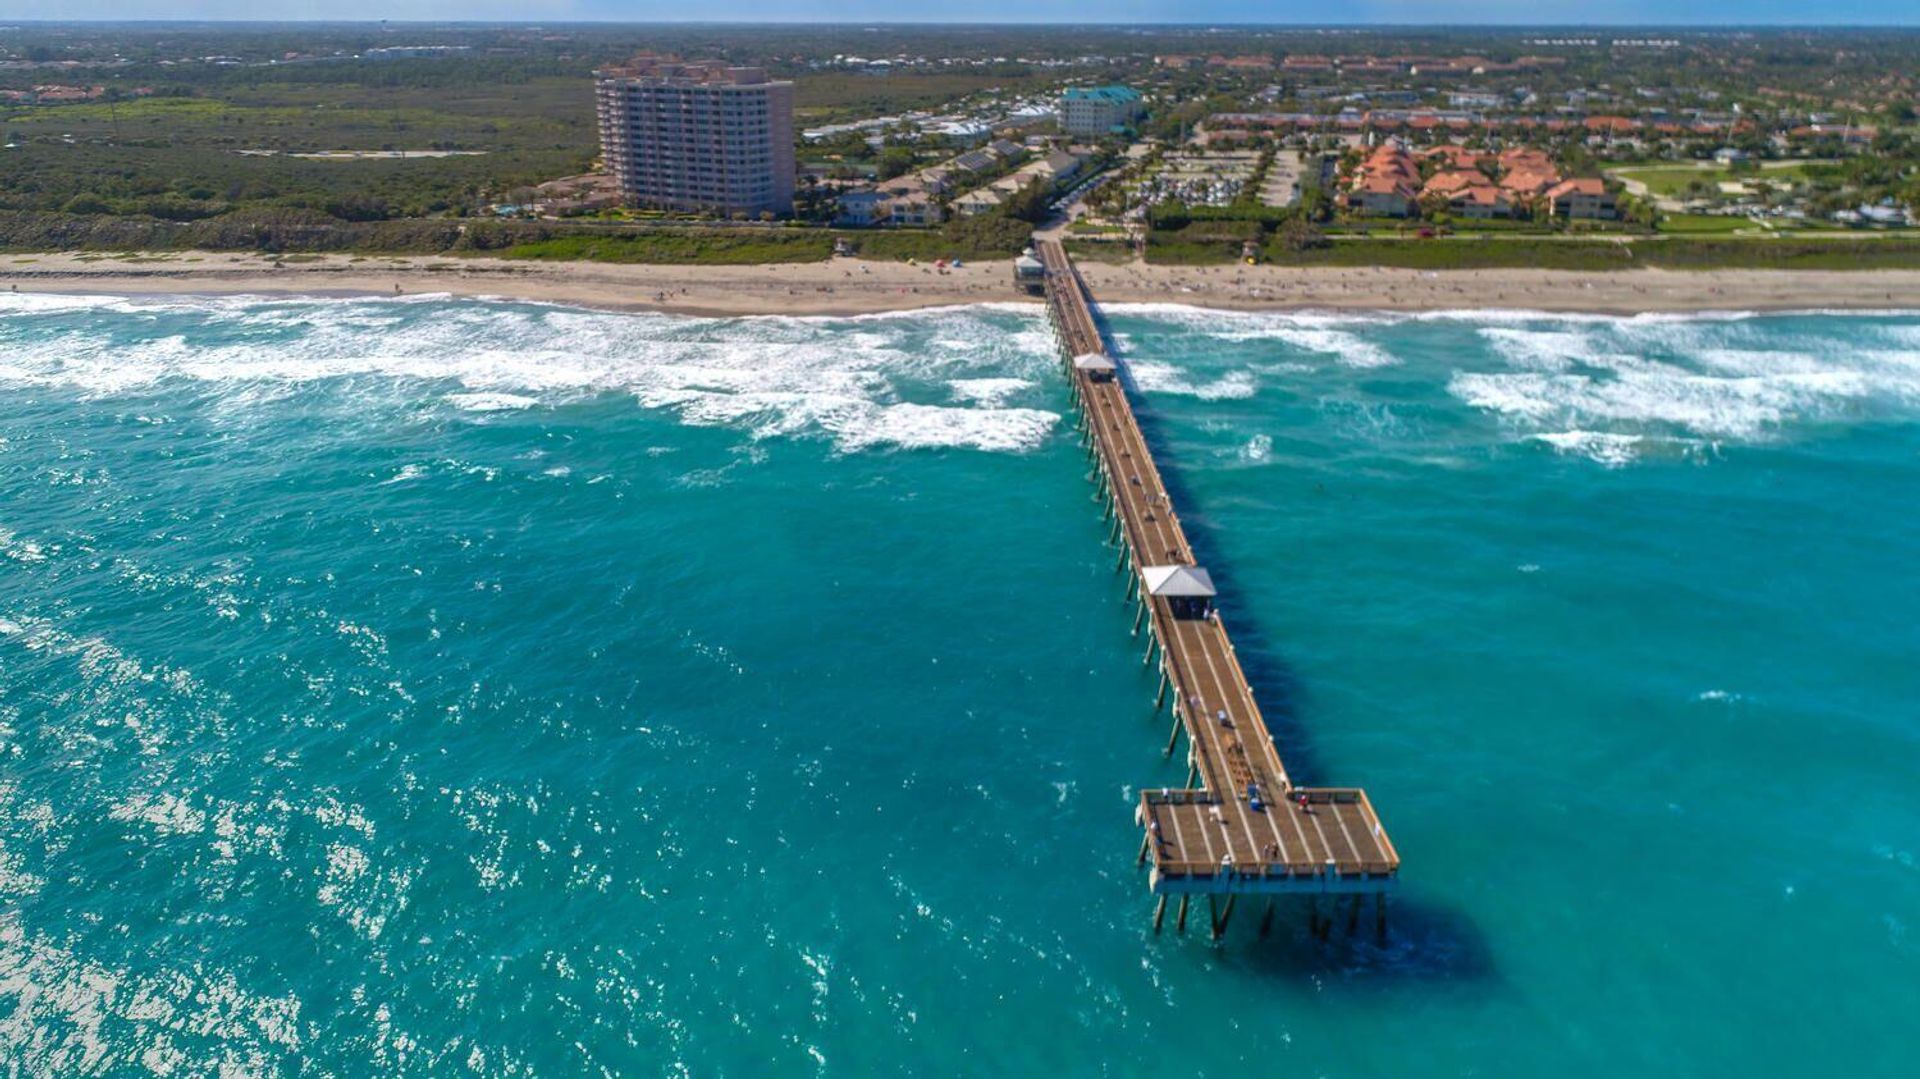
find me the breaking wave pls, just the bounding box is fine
[0,294,1062,454]
[1125,359,1258,400]
[1104,304,1400,368]
[5,294,1917,467]
[1097,304,1920,466]
[1451,318,1920,455]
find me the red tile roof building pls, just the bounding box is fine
[1544,177,1619,219]
[1420,169,1511,218]
[1345,143,1420,217]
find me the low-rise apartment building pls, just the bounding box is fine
[836,140,1062,226]
[1545,177,1619,219]
[1345,142,1419,217]
[1421,168,1511,218]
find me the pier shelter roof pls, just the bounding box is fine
[1141,564,1216,597]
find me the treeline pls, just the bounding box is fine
[0,208,530,254]
[0,144,587,221]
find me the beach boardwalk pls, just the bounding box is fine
[1035,240,1399,941]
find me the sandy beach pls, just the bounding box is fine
[3,250,1918,316]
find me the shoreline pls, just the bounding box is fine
[4,250,1920,318]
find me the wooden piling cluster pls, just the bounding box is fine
[1035,240,1399,942]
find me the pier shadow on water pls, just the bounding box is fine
[1083,303,1497,984]
[1203,896,1501,989]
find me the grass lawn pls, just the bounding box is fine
[1612,162,1817,197]
[1060,239,1136,264]
[1659,213,1760,234]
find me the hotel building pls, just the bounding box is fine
[1058,85,1145,138]
[594,56,796,216]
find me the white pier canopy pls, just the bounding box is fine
[1140,564,1216,617]
[1073,352,1118,380]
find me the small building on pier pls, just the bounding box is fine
[1013,249,1047,294]
[1141,564,1216,618]
[1072,353,1117,381]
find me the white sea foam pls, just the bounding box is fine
[1262,324,1397,367]
[1480,327,1612,371]
[1689,348,1830,377]
[0,296,1064,454]
[947,377,1031,407]
[833,403,1058,453]
[446,392,539,412]
[8,294,1915,458]
[1126,359,1257,400]
[1882,323,1920,348]
[1530,431,1648,467]
[0,291,131,315]
[772,299,1036,324]
[1452,368,1846,440]
[1452,312,1920,448]
[1102,305,1400,367]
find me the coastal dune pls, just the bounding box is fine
[4,250,1919,316]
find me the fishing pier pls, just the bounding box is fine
[1034,240,1399,941]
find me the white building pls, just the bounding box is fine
[1059,85,1144,137]
[595,56,796,216]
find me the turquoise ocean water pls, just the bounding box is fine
[1,293,1916,1076]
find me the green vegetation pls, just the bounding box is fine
[0,76,595,221]
[497,230,832,265]
[1658,213,1762,234]
[845,213,1037,262]
[1612,165,1749,196]
[0,208,533,254]
[0,205,1039,264]
[1059,239,1135,264]
[1612,160,1820,196]
[492,216,1039,267]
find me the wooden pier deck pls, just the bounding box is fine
[1034,240,1398,935]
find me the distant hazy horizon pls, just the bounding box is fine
[21,3,1920,29]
